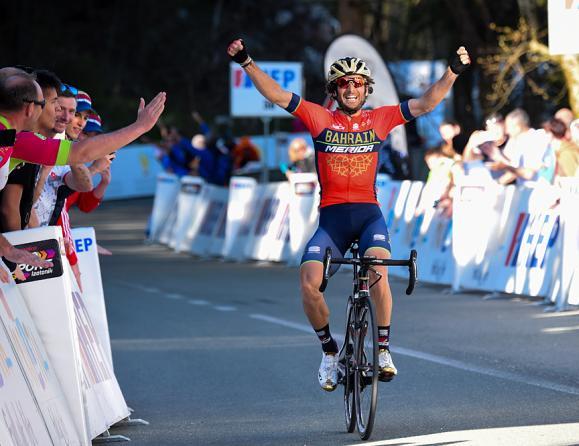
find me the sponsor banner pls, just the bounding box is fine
[222,177,259,261]
[190,186,229,257]
[489,185,562,297]
[66,264,130,429]
[72,228,113,367]
[387,181,421,278]
[245,182,291,262]
[0,270,83,445]
[230,62,303,118]
[548,0,579,55]
[149,173,180,242]
[105,144,164,200]
[557,178,579,307]
[208,196,229,257]
[4,227,94,442]
[452,181,517,292]
[13,238,62,284]
[169,176,206,251]
[287,173,320,266]
[158,205,179,246]
[0,313,54,446]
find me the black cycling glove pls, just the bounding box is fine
[449,50,470,75]
[230,39,251,66]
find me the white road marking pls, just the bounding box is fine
[534,309,579,318]
[214,305,237,312]
[188,299,209,306]
[250,313,579,396]
[346,422,579,446]
[165,293,184,300]
[542,325,579,333]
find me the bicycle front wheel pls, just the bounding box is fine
[354,298,379,440]
[343,298,356,433]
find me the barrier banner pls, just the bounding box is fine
[4,227,93,441]
[452,181,517,292]
[0,269,83,445]
[287,173,320,266]
[222,177,259,261]
[158,205,178,246]
[244,182,290,262]
[72,228,113,367]
[489,185,562,297]
[5,227,130,440]
[148,173,180,242]
[0,312,54,446]
[557,178,579,308]
[208,198,228,257]
[66,263,130,429]
[387,181,420,278]
[169,176,205,252]
[191,186,229,257]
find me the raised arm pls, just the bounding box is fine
[227,39,293,109]
[67,92,166,164]
[408,47,471,118]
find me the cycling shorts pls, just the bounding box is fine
[301,203,391,272]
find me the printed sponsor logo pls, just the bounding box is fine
[331,124,346,130]
[324,145,375,153]
[14,239,63,284]
[181,182,202,194]
[505,212,559,268]
[308,246,321,253]
[373,234,386,241]
[74,237,93,253]
[294,181,316,196]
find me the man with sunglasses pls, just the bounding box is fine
[228,39,470,391]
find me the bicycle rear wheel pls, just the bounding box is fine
[342,299,356,433]
[354,298,379,440]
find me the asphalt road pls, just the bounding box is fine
[71,198,579,446]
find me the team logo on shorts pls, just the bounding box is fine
[308,246,321,253]
[373,234,386,242]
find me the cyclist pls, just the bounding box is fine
[227,39,470,391]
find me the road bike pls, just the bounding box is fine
[319,244,417,440]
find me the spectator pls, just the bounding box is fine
[231,136,261,171]
[422,147,457,217]
[281,137,315,179]
[554,107,575,139]
[80,111,104,139]
[489,108,553,186]
[544,118,579,178]
[462,113,509,182]
[159,127,196,177]
[438,119,468,159]
[0,69,62,233]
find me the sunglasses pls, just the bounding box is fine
[336,77,366,89]
[22,98,46,109]
[60,83,78,96]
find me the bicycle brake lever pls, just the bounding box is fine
[405,249,418,295]
[319,247,332,293]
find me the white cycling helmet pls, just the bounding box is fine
[327,57,373,83]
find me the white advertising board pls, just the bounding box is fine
[230,61,303,117]
[0,273,83,445]
[548,0,579,55]
[72,227,113,367]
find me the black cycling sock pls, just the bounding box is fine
[378,325,390,351]
[314,324,338,354]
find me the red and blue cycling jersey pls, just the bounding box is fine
[285,93,413,208]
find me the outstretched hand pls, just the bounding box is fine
[4,246,52,269]
[449,46,471,75]
[227,39,250,65]
[136,92,167,133]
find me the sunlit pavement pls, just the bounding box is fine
[72,199,579,446]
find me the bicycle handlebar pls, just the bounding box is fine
[318,248,418,295]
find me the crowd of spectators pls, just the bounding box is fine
[0,65,164,288]
[423,107,579,216]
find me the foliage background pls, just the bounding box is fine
[0,0,569,141]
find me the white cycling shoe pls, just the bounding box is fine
[318,353,338,391]
[378,349,397,382]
